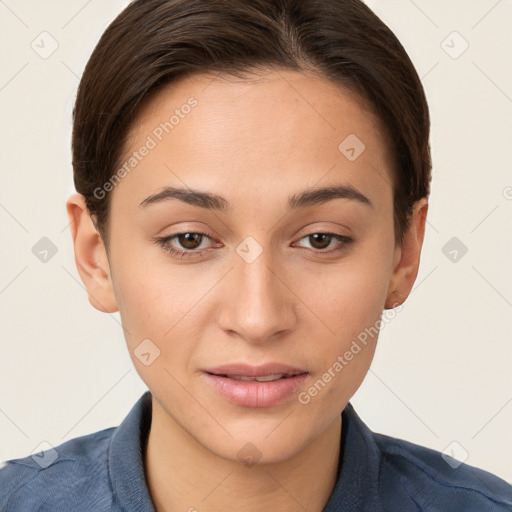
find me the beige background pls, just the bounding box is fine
[1,0,511,483]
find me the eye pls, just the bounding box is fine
[154,230,354,259]
[295,232,354,253]
[153,231,217,258]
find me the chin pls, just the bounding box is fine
[200,421,314,466]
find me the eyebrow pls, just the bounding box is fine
[138,184,373,212]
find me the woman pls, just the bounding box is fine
[1,0,511,510]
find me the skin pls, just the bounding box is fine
[66,68,428,511]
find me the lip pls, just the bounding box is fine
[202,363,309,408]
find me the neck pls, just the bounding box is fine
[144,397,342,512]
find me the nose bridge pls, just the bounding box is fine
[221,237,296,341]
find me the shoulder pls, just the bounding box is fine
[0,427,118,512]
[374,432,512,511]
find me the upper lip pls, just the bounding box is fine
[203,363,308,377]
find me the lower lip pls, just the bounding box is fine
[203,372,309,408]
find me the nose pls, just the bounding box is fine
[216,244,298,343]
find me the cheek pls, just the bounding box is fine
[108,243,174,342]
[294,268,386,420]
[110,260,200,392]
[292,239,393,392]
[296,247,392,337]
[110,246,215,379]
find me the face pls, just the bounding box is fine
[69,68,425,464]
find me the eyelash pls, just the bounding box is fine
[153,231,354,259]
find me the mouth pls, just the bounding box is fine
[203,362,308,378]
[201,363,309,407]
[204,372,306,382]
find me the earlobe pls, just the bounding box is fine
[65,193,118,313]
[384,198,429,309]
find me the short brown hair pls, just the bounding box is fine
[71,0,432,250]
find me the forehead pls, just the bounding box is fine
[114,68,395,212]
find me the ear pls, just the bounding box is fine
[65,193,118,313]
[385,197,429,309]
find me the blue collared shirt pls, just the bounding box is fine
[1,391,511,511]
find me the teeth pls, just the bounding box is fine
[228,373,287,382]
[255,374,286,382]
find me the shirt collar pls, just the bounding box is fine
[108,391,382,512]
[323,401,383,511]
[109,390,155,512]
